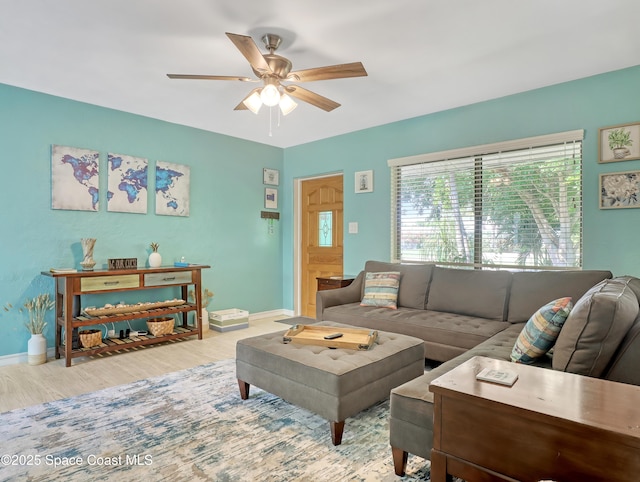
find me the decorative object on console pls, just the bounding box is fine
[155,161,190,217]
[80,238,97,271]
[599,121,640,163]
[511,297,573,364]
[108,257,137,270]
[599,170,640,209]
[83,299,185,317]
[51,144,100,212]
[148,242,162,268]
[147,317,175,336]
[360,271,401,309]
[354,170,373,193]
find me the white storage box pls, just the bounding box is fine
[209,309,249,332]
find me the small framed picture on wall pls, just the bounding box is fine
[265,188,278,209]
[355,170,373,193]
[599,170,640,209]
[598,122,640,163]
[263,168,280,186]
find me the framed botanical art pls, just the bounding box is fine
[598,122,640,163]
[599,170,640,209]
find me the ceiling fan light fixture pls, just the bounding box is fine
[260,82,281,107]
[279,94,297,116]
[243,91,262,114]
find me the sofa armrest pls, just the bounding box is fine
[315,271,364,320]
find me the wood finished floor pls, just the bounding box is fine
[0,316,290,413]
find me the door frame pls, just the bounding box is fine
[293,171,343,316]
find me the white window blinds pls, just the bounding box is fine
[389,130,583,269]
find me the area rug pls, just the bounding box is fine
[0,359,431,481]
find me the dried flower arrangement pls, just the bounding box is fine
[188,288,214,309]
[3,293,55,334]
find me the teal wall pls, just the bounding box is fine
[0,83,283,357]
[282,65,640,309]
[3,64,640,357]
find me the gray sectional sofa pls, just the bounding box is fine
[316,260,640,476]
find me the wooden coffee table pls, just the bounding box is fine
[429,356,640,482]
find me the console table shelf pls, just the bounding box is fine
[68,325,197,358]
[43,265,210,367]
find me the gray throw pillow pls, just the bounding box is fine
[552,277,639,377]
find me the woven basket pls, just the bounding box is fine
[147,317,175,336]
[78,329,102,348]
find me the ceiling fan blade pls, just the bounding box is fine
[225,32,273,75]
[167,74,255,81]
[286,62,367,82]
[233,88,261,111]
[284,85,340,112]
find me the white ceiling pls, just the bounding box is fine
[2,1,640,148]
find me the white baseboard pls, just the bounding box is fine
[0,347,56,367]
[249,309,294,320]
[0,310,296,367]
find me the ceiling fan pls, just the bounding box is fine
[167,32,367,115]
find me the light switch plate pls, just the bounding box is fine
[348,222,358,234]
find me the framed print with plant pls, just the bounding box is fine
[263,168,280,186]
[599,122,640,163]
[599,170,640,209]
[355,170,374,193]
[265,188,278,209]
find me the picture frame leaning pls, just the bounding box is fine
[598,122,640,163]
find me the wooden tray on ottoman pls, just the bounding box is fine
[283,324,378,350]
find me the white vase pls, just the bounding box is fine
[149,251,162,268]
[27,333,47,366]
[201,308,209,332]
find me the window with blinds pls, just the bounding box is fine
[389,130,583,270]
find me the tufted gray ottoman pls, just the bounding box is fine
[236,318,425,445]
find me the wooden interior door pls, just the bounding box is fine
[301,175,344,317]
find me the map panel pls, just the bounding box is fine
[155,161,190,217]
[51,145,100,211]
[107,153,148,214]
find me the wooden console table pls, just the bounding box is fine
[43,265,209,367]
[429,356,640,482]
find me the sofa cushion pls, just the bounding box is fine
[507,270,612,322]
[426,266,512,320]
[511,297,573,364]
[364,261,433,309]
[553,278,639,377]
[360,271,401,309]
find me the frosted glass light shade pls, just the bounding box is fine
[242,91,262,114]
[279,94,298,116]
[260,84,281,107]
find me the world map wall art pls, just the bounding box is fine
[51,145,100,211]
[155,161,190,217]
[107,153,148,214]
[51,145,190,216]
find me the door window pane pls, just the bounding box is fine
[319,211,333,247]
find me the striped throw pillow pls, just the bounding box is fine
[511,297,573,364]
[360,271,401,309]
